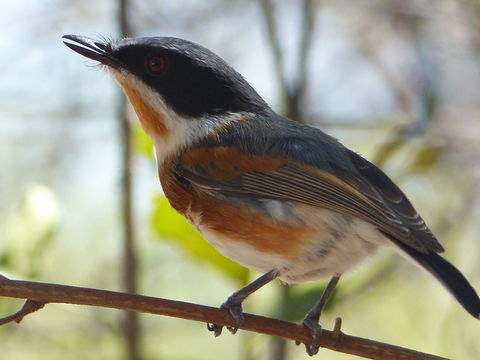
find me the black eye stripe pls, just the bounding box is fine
[112,40,267,117]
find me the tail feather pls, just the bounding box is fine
[383,232,480,319]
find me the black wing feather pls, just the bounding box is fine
[382,231,480,319]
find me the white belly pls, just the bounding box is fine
[196,204,389,284]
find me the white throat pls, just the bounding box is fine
[108,68,247,164]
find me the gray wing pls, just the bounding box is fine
[176,118,443,254]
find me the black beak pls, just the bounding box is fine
[62,34,118,67]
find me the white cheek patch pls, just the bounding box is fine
[107,68,251,165]
[108,68,196,163]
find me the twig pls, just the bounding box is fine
[0,278,448,360]
[0,299,45,325]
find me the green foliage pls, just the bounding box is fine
[407,144,442,174]
[372,134,442,175]
[372,136,405,168]
[271,283,338,322]
[1,184,59,278]
[133,124,155,159]
[150,194,249,285]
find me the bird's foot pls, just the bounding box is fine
[207,270,279,337]
[207,297,244,336]
[297,313,323,356]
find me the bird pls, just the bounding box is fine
[62,34,480,355]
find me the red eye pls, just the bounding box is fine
[146,54,167,74]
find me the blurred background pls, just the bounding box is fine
[1,0,480,359]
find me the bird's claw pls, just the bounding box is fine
[224,300,244,333]
[207,322,223,337]
[207,299,244,336]
[299,316,323,356]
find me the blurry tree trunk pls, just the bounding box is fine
[260,0,316,124]
[268,285,290,360]
[260,1,318,359]
[118,1,142,360]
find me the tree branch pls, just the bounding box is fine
[0,278,448,360]
[0,299,45,325]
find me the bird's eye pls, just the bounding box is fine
[146,54,167,74]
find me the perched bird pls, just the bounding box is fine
[63,34,480,355]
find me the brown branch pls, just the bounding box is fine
[0,278,448,360]
[0,299,45,325]
[0,273,46,326]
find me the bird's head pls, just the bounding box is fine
[63,34,270,160]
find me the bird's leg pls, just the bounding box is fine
[300,275,341,356]
[208,269,279,336]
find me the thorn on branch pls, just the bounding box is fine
[332,317,342,340]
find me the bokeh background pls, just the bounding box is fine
[1,0,480,359]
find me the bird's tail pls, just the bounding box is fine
[383,232,480,319]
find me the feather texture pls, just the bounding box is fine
[174,114,443,254]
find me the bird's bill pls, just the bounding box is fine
[62,34,118,67]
